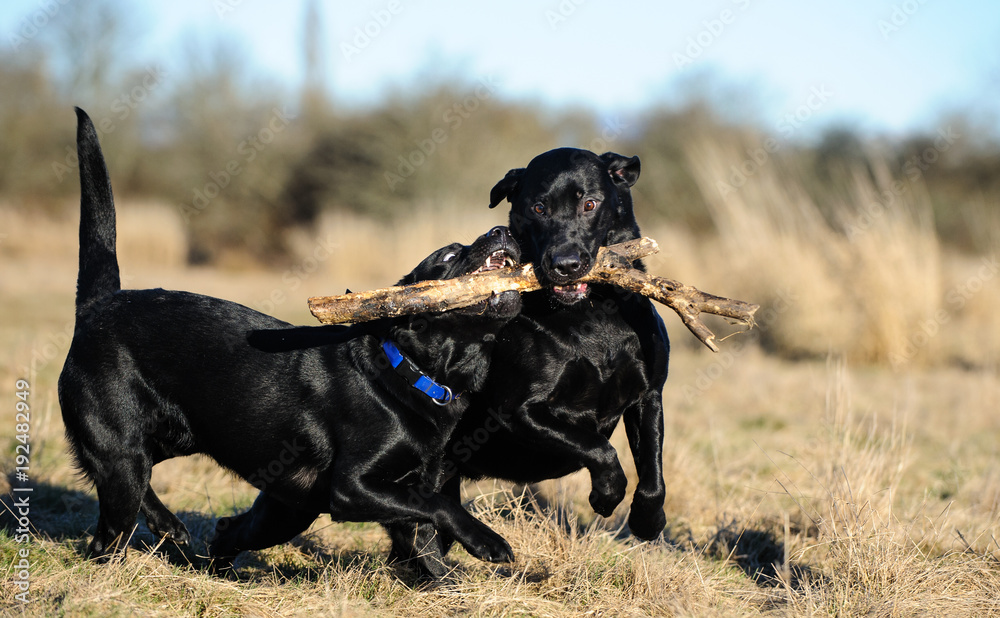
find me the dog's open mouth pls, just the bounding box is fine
[471,249,516,275]
[551,282,589,302]
[463,248,520,316]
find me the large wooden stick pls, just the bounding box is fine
[308,238,759,352]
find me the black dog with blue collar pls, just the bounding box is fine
[211,226,522,572]
[58,118,521,579]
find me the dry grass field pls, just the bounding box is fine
[2,149,999,616]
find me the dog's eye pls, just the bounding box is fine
[532,203,545,215]
[583,199,598,212]
[442,252,458,262]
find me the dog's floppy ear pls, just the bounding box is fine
[600,152,641,187]
[488,168,525,208]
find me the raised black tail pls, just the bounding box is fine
[74,107,121,319]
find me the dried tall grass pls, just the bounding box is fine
[677,136,988,366]
[1,201,187,268]
[770,358,1000,615]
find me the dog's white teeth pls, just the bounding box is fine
[481,250,510,271]
[472,250,513,275]
[553,283,587,296]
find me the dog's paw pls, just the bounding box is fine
[206,517,239,561]
[87,535,129,563]
[454,522,515,564]
[471,535,515,564]
[628,503,666,541]
[627,488,666,540]
[170,528,192,546]
[209,556,239,579]
[147,519,191,546]
[588,467,628,517]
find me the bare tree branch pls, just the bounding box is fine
[308,237,759,352]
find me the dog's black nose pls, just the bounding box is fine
[551,252,584,279]
[488,225,514,252]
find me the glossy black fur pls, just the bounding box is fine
[389,148,670,577]
[57,108,521,571]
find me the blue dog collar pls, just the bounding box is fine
[381,339,456,406]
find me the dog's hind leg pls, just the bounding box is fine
[386,523,451,579]
[386,473,462,578]
[61,376,156,560]
[141,485,191,546]
[431,473,459,556]
[208,492,318,573]
[86,455,153,561]
[386,473,465,579]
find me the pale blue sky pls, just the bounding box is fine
[3,0,998,136]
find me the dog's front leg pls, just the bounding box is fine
[518,403,627,517]
[622,392,667,540]
[619,296,669,540]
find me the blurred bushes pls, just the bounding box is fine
[1,5,997,267]
[281,87,560,223]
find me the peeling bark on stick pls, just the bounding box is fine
[307,237,759,352]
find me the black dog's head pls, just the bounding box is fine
[388,226,522,395]
[397,225,522,319]
[488,148,642,304]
